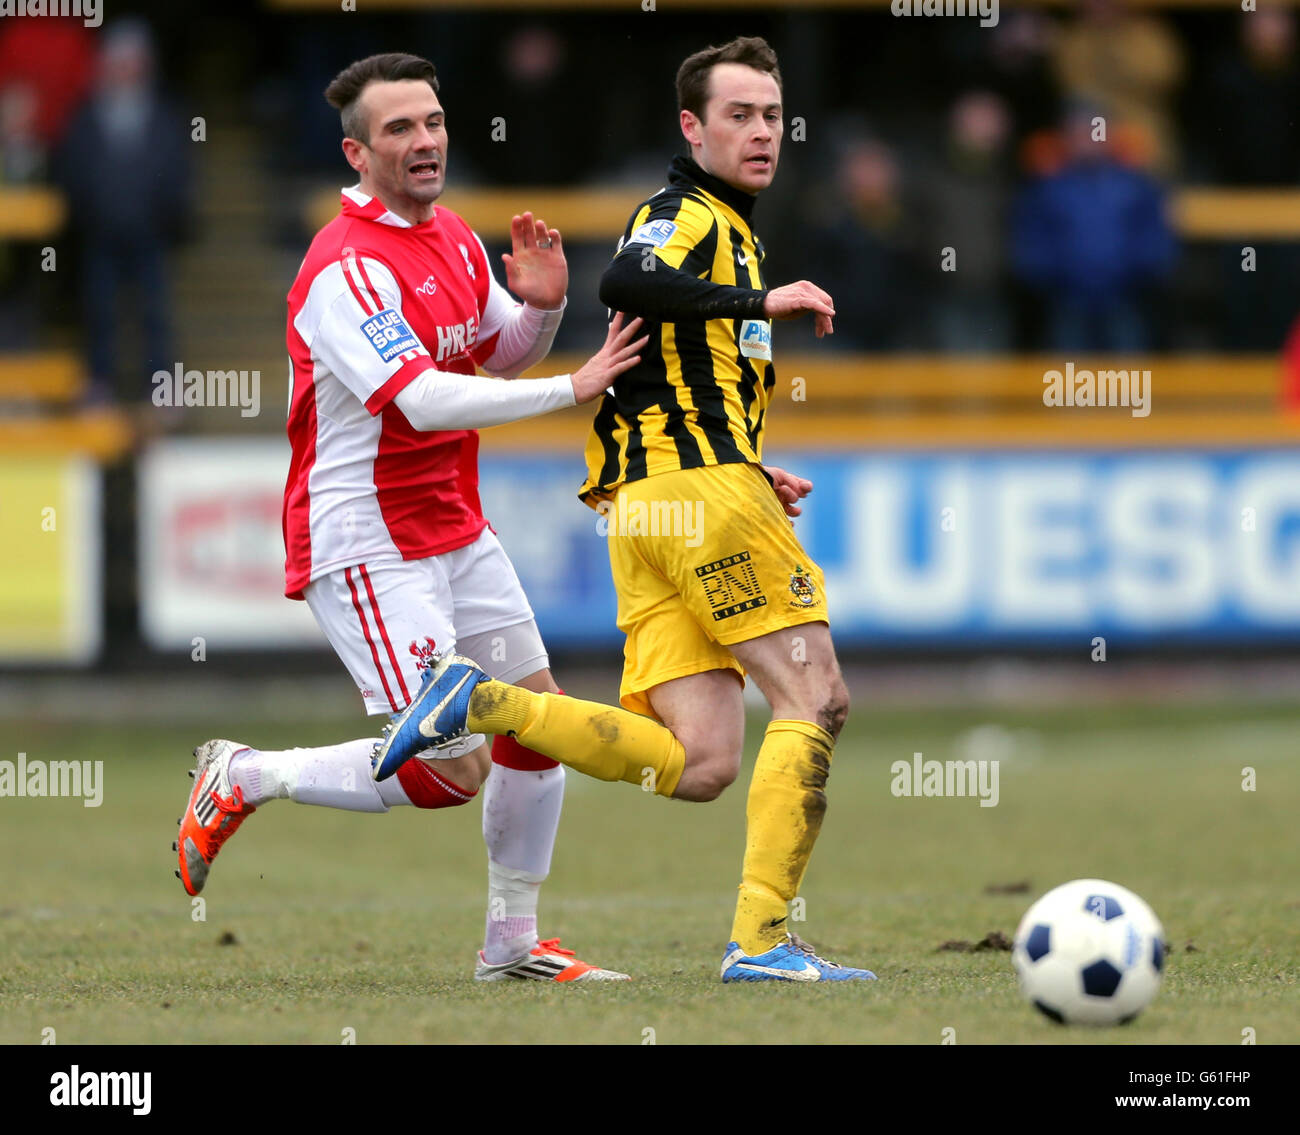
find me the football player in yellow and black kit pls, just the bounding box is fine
[373,36,874,982]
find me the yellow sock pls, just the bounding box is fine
[468,680,685,797]
[730,719,834,955]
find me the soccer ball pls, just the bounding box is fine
[1012,878,1166,1026]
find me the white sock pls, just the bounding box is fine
[481,763,565,963]
[229,740,411,812]
[483,861,544,965]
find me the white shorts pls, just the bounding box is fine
[304,529,548,754]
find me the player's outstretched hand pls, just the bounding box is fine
[764,464,813,518]
[764,281,835,338]
[502,211,568,310]
[571,313,648,403]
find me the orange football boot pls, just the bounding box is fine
[174,739,256,896]
[474,937,631,983]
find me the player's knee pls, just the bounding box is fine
[817,679,849,739]
[687,771,733,803]
[696,768,737,802]
[684,747,740,802]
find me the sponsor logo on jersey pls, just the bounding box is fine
[434,315,479,363]
[415,274,437,296]
[696,550,767,621]
[738,319,772,362]
[627,219,677,249]
[362,309,420,363]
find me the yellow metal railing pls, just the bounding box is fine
[7,183,1300,242]
[480,354,1297,452]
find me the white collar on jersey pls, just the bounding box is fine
[341,184,434,229]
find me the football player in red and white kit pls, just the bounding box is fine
[172,53,647,983]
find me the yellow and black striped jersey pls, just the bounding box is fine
[580,156,775,507]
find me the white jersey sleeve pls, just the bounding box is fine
[298,248,575,431]
[392,367,575,431]
[301,253,435,414]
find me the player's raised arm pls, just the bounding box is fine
[599,244,768,322]
[392,313,646,431]
[598,208,834,337]
[308,245,642,432]
[598,202,769,323]
[475,213,570,378]
[762,281,835,338]
[501,210,566,310]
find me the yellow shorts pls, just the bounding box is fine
[604,461,829,719]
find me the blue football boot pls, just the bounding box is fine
[371,653,490,781]
[721,933,877,982]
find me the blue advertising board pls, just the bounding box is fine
[478,451,1300,648]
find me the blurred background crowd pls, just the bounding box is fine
[2,0,1299,674]
[2,0,1299,406]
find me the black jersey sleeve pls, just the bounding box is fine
[599,253,768,322]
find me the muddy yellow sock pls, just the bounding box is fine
[730,719,834,955]
[468,680,684,797]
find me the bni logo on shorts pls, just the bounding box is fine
[696,551,767,621]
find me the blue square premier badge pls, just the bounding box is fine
[627,219,677,248]
[361,309,420,363]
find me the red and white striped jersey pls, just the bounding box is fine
[283,186,516,599]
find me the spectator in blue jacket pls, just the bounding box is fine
[1011,104,1175,352]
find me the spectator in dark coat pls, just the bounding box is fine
[54,19,193,402]
[1202,9,1300,351]
[1204,8,1300,186]
[798,136,920,351]
[918,91,1013,352]
[1011,105,1175,353]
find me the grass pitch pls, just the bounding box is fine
[1,689,1296,1045]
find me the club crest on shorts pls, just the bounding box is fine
[408,636,439,670]
[789,565,816,607]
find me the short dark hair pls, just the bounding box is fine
[325,53,440,145]
[676,36,782,123]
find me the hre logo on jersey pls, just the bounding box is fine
[435,315,478,362]
[362,309,420,363]
[409,636,439,671]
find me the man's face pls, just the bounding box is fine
[681,62,782,195]
[346,79,447,212]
